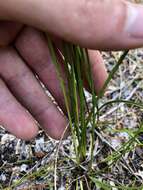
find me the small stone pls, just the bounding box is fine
[0,174,6,181]
[20,164,28,172]
[1,134,15,145]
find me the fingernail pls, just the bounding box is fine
[125,3,143,38]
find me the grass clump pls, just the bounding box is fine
[47,38,143,189]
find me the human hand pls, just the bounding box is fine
[0,23,107,140]
[0,0,143,140]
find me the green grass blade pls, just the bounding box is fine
[98,50,129,99]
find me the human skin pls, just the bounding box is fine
[0,0,143,140]
[0,24,107,140]
[1,0,143,49]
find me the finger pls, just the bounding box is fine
[0,21,22,46]
[15,27,68,113]
[0,47,68,140]
[88,50,108,94]
[3,0,143,50]
[0,78,38,140]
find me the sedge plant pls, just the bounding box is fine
[47,37,143,189]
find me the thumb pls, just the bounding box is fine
[1,0,143,50]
